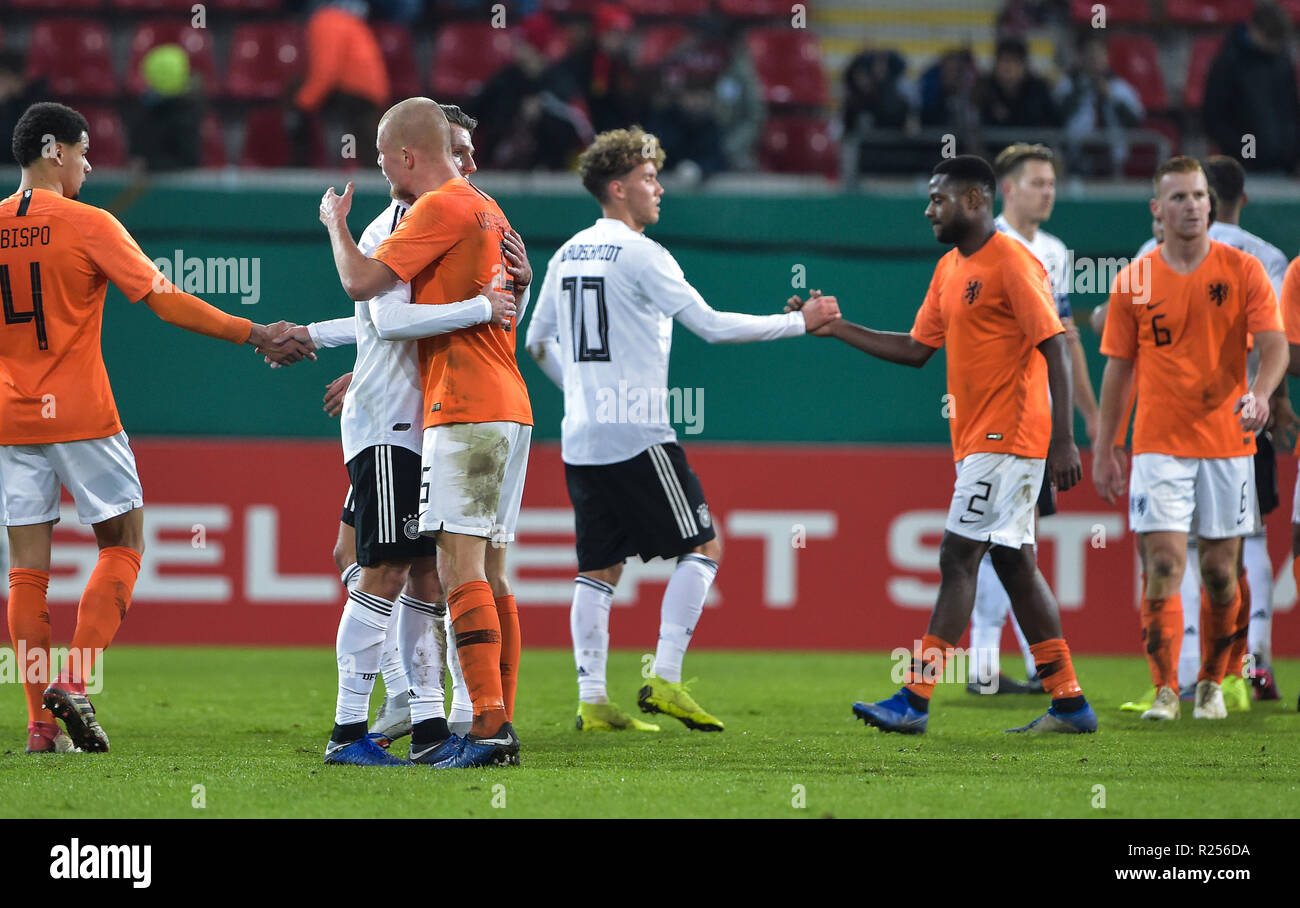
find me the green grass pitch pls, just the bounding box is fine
[1,648,1297,818]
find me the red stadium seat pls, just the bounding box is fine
[239,106,324,168]
[201,112,228,168]
[759,115,839,179]
[746,29,829,106]
[718,0,802,16]
[10,0,102,9]
[226,23,304,101]
[637,24,689,69]
[210,0,283,10]
[1107,34,1166,111]
[622,0,710,15]
[82,108,128,167]
[109,0,196,11]
[27,20,119,99]
[1124,117,1181,178]
[127,21,220,96]
[372,23,421,100]
[1068,0,1149,23]
[430,23,516,100]
[1281,0,1300,22]
[540,0,596,14]
[1185,35,1223,109]
[1164,0,1252,23]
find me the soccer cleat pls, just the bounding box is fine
[370,690,412,746]
[324,735,413,766]
[42,682,109,753]
[408,734,462,765]
[1005,702,1098,734]
[433,723,520,768]
[25,721,79,754]
[852,689,928,735]
[1140,686,1180,721]
[965,673,1044,695]
[1248,666,1281,701]
[1220,674,1251,712]
[637,676,723,732]
[1119,686,1157,712]
[577,701,660,732]
[1193,679,1228,719]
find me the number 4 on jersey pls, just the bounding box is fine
[0,262,48,350]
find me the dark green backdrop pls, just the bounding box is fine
[74,180,1300,444]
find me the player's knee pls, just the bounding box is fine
[694,535,722,565]
[1146,550,1182,584]
[1200,563,1236,600]
[583,564,623,587]
[361,562,409,601]
[938,535,981,579]
[1291,523,1300,557]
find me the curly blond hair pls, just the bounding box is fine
[578,127,666,202]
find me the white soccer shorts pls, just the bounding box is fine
[1129,453,1257,538]
[418,420,531,542]
[0,430,143,526]
[945,452,1044,548]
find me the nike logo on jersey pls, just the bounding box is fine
[1146,299,1165,310]
[958,515,982,523]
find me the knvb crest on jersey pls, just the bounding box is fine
[1208,282,1229,306]
[963,279,982,305]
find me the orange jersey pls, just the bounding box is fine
[1280,256,1300,456]
[1101,241,1281,458]
[372,177,532,429]
[0,188,162,444]
[910,230,1065,462]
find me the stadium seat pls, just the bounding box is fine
[540,0,596,14]
[10,0,102,9]
[27,20,119,99]
[1107,34,1167,111]
[82,108,128,167]
[1068,0,1150,23]
[746,29,829,107]
[1281,0,1300,22]
[127,21,220,96]
[239,106,324,168]
[372,23,421,100]
[1185,35,1223,109]
[109,0,196,11]
[1124,117,1181,178]
[226,23,304,101]
[622,0,710,15]
[718,0,801,17]
[210,0,284,10]
[429,23,516,101]
[759,115,839,179]
[201,112,228,168]
[1164,0,1252,23]
[637,24,689,69]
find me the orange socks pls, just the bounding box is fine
[1140,594,1183,689]
[495,594,520,722]
[1224,574,1251,681]
[64,546,141,685]
[448,580,505,718]
[1029,638,1083,700]
[7,569,54,725]
[1198,582,1242,684]
[903,633,953,702]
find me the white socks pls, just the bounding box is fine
[341,562,410,700]
[652,554,717,684]
[443,608,473,730]
[335,589,393,726]
[398,595,446,723]
[1243,533,1273,667]
[969,554,1009,682]
[1178,547,1202,689]
[571,576,614,703]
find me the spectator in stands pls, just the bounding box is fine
[715,27,765,172]
[0,51,45,165]
[474,12,590,170]
[843,48,912,133]
[290,0,391,167]
[130,44,202,172]
[976,37,1058,130]
[1203,0,1300,174]
[919,48,977,133]
[560,4,646,135]
[1055,31,1143,177]
[646,70,727,181]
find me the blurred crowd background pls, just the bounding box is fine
[2,0,1299,183]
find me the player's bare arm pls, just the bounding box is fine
[1037,332,1082,491]
[320,181,400,300]
[1237,330,1289,432]
[805,304,935,366]
[1092,355,1136,503]
[1063,316,1100,445]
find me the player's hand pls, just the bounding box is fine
[784,288,821,313]
[256,322,317,366]
[502,229,532,291]
[1091,445,1127,504]
[481,284,518,330]
[799,292,841,335]
[323,371,352,417]
[320,181,354,227]
[1089,302,1108,337]
[1235,391,1269,433]
[1047,436,1082,492]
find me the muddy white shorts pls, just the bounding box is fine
[418,421,531,542]
[945,452,1044,548]
[1129,453,1256,538]
[0,430,143,526]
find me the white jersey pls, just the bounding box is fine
[340,200,422,464]
[995,214,1070,318]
